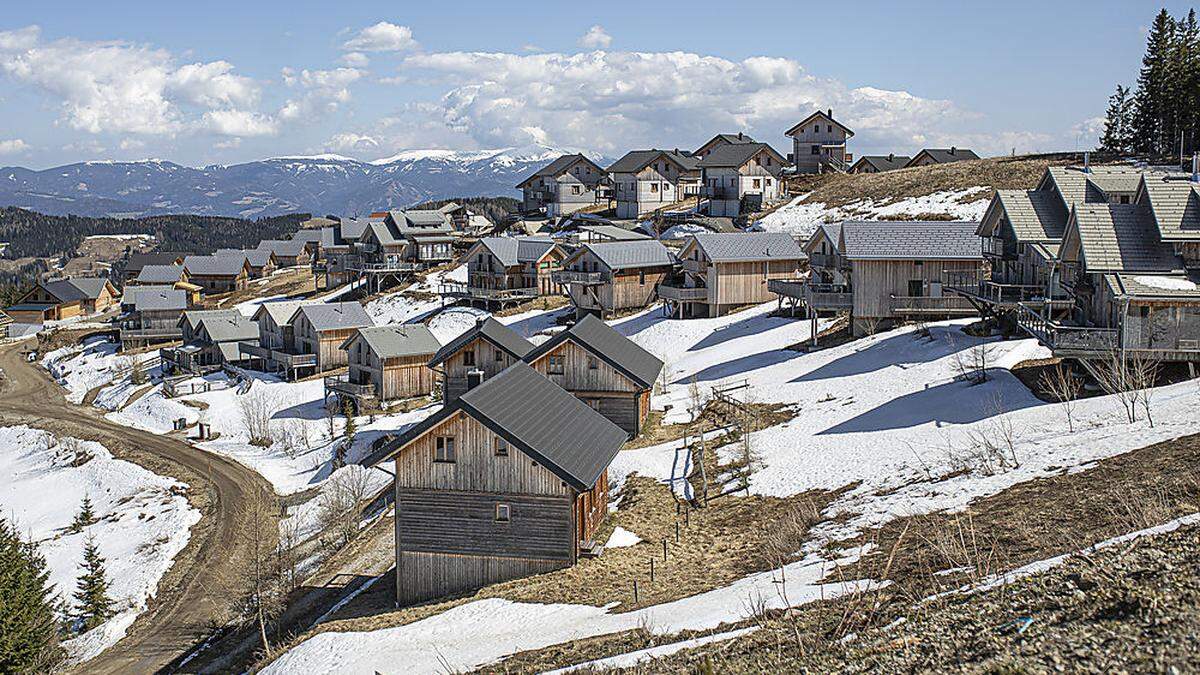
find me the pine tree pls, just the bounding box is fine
[72,537,114,632]
[0,518,63,673]
[335,400,356,468]
[71,495,96,533]
[1100,84,1134,154]
[1176,9,1200,159]
[1132,9,1179,155]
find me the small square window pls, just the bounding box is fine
[495,503,511,522]
[495,437,508,456]
[588,355,599,370]
[494,348,504,363]
[548,355,564,375]
[434,436,457,463]
[463,349,475,367]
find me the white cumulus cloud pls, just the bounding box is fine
[201,109,278,137]
[0,138,30,154]
[578,25,612,49]
[342,22,418,52]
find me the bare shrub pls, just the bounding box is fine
[918,512,999,581]
[238,388,278,447]
[947,399,1020,477]
[953,340,995,384]
[1039,362,1082,432]
[687,376,706,425]
[1083,349,1160,425]
[276,515,302,594]
[318,468,375,549]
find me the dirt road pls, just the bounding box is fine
[0,340,274,674]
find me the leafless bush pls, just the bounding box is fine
[1039,362,1082,432]
[1103,483,1192,531]
[918,512,999,581]
[219,486,286,657]
[953,341,995,384]
[274,419,311,459]
[948,399,1020,477]
[238,388,278,447]
[277,515,302,594]
[687,376,706,425]
[1082,349,1160,425]
[318,468,375,549]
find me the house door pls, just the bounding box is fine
[907,280,924,297]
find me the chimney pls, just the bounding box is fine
[1083,151,1091,173]
[1193,154,1199,182]
[950,146,956,155]
[737,132,743,140]
[888,153,894,162]
[826,108,832,119]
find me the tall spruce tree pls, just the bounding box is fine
[1101,84,1135,154]
[1132,9,1179,155]
[0,518,63,673]
[71,495,96,533]
[1176,9,1200,158]
[72,537,114,632]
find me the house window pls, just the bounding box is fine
[434,436,457,463]
[585,398,601,411]
[494,348,504,363]
[495,437,508,456]
[908,280,924,297]
[588,355,599,370]
[827,124,833,133]
[1120,195,1130,204]
[650,183,659,193]
[766,178,772,187]
[639,270,646,285]
[765,156,772,167]
[571,185,581,195]
[753,178,761,189]
[548,355,564,375]
[463,349,475,367]
[811,145,821,155]
[495,503,511,522]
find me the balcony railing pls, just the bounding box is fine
[680,258,705,274]
[440,280,540,301]
[945,271,1070,307]
[768,280,853,310]
[657,284,709,301]
[552,270,606,285]
[1016,304,1119,353]
[271,350,317,368]
[119,327,182,340]
[889,294,977,314]
[806,252,841,269]
[702,186,739,200]
[324,374,375,398]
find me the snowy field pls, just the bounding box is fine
[0,426,199,664]
[43,336,160,406]
[268,301,1200,673]
[754,188,991,239]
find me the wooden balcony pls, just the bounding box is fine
[552,270,606,285]
[806,252,843,269]
[1016,304,1119,355]
[889,294,977,315]
[657,284,709,301]
[324,374,375,399]
[271,350,317,369]
[119,326,182,341]
[680,259,705,274]
[439,281,540,302]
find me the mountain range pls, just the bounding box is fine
[0,146,603,219]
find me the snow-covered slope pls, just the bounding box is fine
[0,426,199,664]
[754,188,991,239]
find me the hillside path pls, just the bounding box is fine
[0,340,274,674]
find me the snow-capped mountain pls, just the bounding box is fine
[0,146,604,218]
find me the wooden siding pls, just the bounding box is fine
[397,489,573,560]
[851,259,983,320]
[293,314,358,371]
[440,336,522,402]
[396,550,566,606]
[527,339,645,436]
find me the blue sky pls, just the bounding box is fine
[0,1,1189,168]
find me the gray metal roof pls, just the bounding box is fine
[992,189,1068,242]
[428,317,535,367]
[198,314,258,343]
[477,237,556,267]
[295,302,374,332]
[1045,166,1147,211]
[290,229,325,243]
[1070,204,1183,273]
[124,252,184,273]
[179,308,241,331]
[690,232,805,262]
[367,361,626,491]
[518,153,602,187]
[42,278,110,302]
[607,149,699,174]
[183,255,248,276]
[697,133,756,153]
[242,249,277,267]
[839,221,984,261]
[851,155,910,172]
[338,218,371,242]
[524,314,663,389]
[1105,272,1200,299]
[1140,176,1200,241]
[251,299,319,327]
[127,287,187,312]
[136,264,186,284]
[257,239,309,258]
[579,239,674,271]
[905,148,980,166]
[696,142,784,169]
[344,324,440,358]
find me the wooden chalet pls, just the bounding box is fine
[553,240,675,319]
[659,232,806,318]
[6,277,119,324]
[697,142,787,216]
[693,132,756,160]
[443,237,566,307]
[292,302,374,372]
[517,154,608,217]
[130,264,203,304]
[427,317,535,403]
[607,149,701,219]
[215,248,279,279]
[904,147,980,168]
[523,314,664,437]
[848,154,910,174]
[239,300,322,379]
[785,109,853,174]
[364,361,627,605]
[328,324,440,409]
[161,309,256,374]
[1015,172,1200,362]
[119,252,185,286]
[778,221,984,336]
[182,255,251,294]
[118,287,189,349]
[257,240,312,268]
